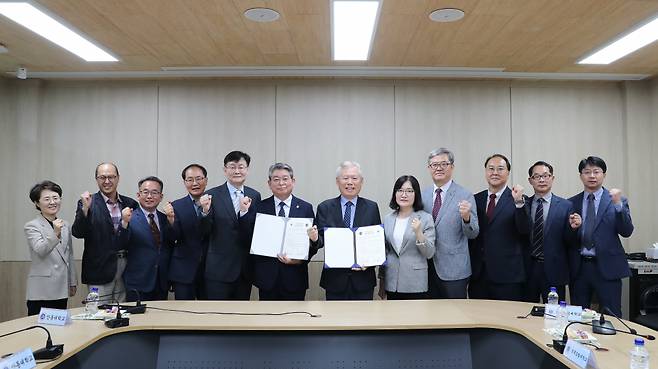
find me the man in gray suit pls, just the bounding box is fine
[423,148,479,298]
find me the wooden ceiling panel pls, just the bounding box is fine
[0,0,657,76]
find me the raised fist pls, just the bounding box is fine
[239,196,252,213]
[199,194,212,214]
[458,200,471,221]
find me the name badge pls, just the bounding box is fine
[37,308,70,326]
[564,340,599,369]
[545,304,559,319]
[567,305,583,322]
[0,348,36,369]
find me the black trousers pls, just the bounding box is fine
[523,258,565,304]
[205,275,252,301]
[27,298,68,316]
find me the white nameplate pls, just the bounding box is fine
[0,348,36,369]
[37,307,70,326]
[545,304,559,319]
[567,305,583,322]
[564,340,599,369]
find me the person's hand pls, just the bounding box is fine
[239,196,252,213]
[569,213,582,229]
[53,218,64,238]
[80,191,92,215]
[458,200,471,221]
[410,217,421,233]
[163,201,175,224]
[307,225,318,242]
[609,188,623,205]
[121,207,133,227]
[199,194,212,214]
[69,285,77,297]
[277,253,302,265]
[511,184,524,204]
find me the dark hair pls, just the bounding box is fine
[29,180,62,211]
[528,161,554,177]
[224,151,251,166]
[95,162,119,177]
[484,154,511,171]
[389,175,423,211]
[181,163,208,180]
[138,176,164,191]
[578,156,607,173]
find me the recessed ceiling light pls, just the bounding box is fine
[429,8,465,23]
[332,0,381,61]
[244,8,280,23]
[0,2,117,62]
[578,14,658,64]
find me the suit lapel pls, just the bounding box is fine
[135,209,155,248]
[383,214,398,255]
[543,196,558,236]
[218,183,238,222]
[437,185,456,224]
[595,189,612,231]
[353,197,367,228]
[289,196,301,218]
[489,187,511,224]
[399,212,417,254]
[93,192,114,228]
[39,216,68,265]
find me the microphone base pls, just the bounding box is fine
[33,344,63,360]
[552,339,567,354]
[104,317,130,329]
[126,303,146,314]
[592,319,616,335]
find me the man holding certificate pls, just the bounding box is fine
[243,163,319,301]
[316,161,382,300]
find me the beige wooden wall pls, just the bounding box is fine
[1,78,656,322]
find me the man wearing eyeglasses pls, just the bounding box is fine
[567,156,633,316]
[165,164,210,300]
[422,148,478,299]
[469,154,529,301]
[72,162,138,303]
[122,176,174,302]
[199,151,261,300]
[521,161,576,303]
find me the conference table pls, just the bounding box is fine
[0,299,655,369]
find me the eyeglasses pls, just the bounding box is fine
[96,175,118,182]
[225,165,247,172]
[581,169,603,176]
[139,190,161,197]
[396,189,415,195]
[40,196,61,203]
[486,166,508,173]
[530,173,552,181]
[184,176,206,184]
[428,162,452,170]
[270,176,292,184]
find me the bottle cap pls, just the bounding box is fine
[635,338,645,346]
[550,287,557,292]
[559,301,567,307]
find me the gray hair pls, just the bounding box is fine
[428,148,455,165]
[268,162,294,179]
[335,161,362,178]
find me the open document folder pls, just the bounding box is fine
[250,213,314,260]
[324,224,385,268]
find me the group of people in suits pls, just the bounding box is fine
[23,148,633,317]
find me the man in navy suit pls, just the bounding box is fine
[199,151,261,300]
[165,164,209,300]
[469,154,529,301]
[243,163,319,300]
[521,161,575,303]
[123,176,174,302]
[316,161,382,300]
[568,156,633,316]
[72,162,138,303]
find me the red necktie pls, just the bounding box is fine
[486,193,496,221]
[432,188,442,221]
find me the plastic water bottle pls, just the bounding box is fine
[544,287,559,330]
[556,301,569,334]
[85,287,99,317]
[630,338,650,369]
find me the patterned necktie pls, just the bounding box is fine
[107,200,121,232]
[194,201,202,217]
[233,189,243,214]
[148,213,161,248]
[486,193,497,221]
[432,188,443,221]
[582,193,596,250]
[531,198,545,259]
[278,202,286,217]
[343,201,353,228]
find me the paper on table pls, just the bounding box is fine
[324,228,356,268]
[250,213,286,258]
[354,224,385,267]
[282,218,313,260]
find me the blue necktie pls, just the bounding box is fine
[343,201,353,228]
[278,202,286,217]
[582,193,596,250]
[531,198,544,259]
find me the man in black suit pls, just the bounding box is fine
[244,163,319,300]
[469,154,529,301]
[316,161,381,300]
[521,161,575,303]
[165,164,209,300]
[199,151,261,300]
[72,162,138,303]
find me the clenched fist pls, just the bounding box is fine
[239,196,252,213]
[458,200,471,222]
[121,207,133,227]
[307,225,318,242]
[53,218,64,238]
[511,184,525,204]
[609,188,623,205]
[163,201,175,224]
[199,194,212,214]
[80,191,92,215]
[569,213,582,229]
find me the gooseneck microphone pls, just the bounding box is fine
[552,320,655,354]
[125,289,147,315]
[0,325,63,360]
[603,306,655,340]
[591,310,616,335]
[104,298,130,329]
